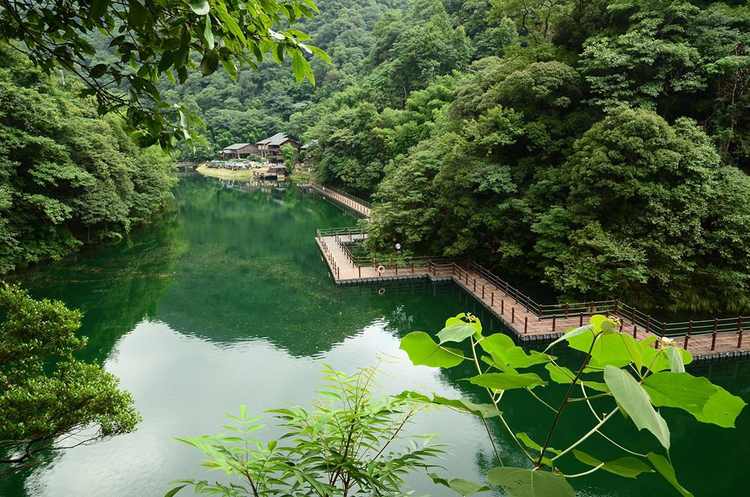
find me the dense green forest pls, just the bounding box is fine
[0,46,176,275]
[276,0,750,313]
[165,0,407,157]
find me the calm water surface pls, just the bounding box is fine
[3,175,749,497]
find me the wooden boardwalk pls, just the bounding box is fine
[311,185,750,361]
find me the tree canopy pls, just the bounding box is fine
[290,0,750,312]
[0,284,139,470]
[0,0,326,146]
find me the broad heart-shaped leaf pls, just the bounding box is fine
[400,332,463,368]
[487,467,575,497]
[429,474,490,496]
[573,450,652,478]
[639,338,693,372]
[569,332,635,368]
[647,453,694,497]
[604,366,670,449]
[480,334,551,370]
[590,314,618,333]
[438,321,476,344]
[469,372,545,391]
[643,372,746,428]
[189,0,210,15]
[544,324,593,352]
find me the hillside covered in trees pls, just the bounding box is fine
[277,0,750,312]
[0,47,175,275]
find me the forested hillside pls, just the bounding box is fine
[0,46,175,275]
[286,0,750,312]
[165,0,407,158]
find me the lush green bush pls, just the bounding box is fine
[0,46,176,274]
[0,284,139,471]
[168,367,442,497]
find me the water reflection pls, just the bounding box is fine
[4,175,749,497]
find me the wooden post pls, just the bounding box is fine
[711,318,718,351]
[491,292,494,307]
[579,314,583,326]
[684,320,692,349]
[524,317,528,334]
[482,285,485,299]
[411,263,414,274]
[501,300,504,315]
[395,265,398,276]
[358,266,361,278]
[738,317,744,349]
[473,278,476,292]
[632,324,637,339]
[552,316,556,332]
[565,303,569,318]
[511,307,515,324]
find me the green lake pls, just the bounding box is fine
[3,174,749,497]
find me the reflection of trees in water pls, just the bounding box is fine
[12,207,186,365]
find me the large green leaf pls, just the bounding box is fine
[429,474,490,496]
[569,332,635,368]
[438,316,479,344]
[544,324,593,352]
[400,332,464,368]
[643,372,746,428]
[572,450,652,478]
[487,467,575,497]
[480,334,551,370]
[604,366,670,449]
[469,372,545,391]
[639,338,693,372]
[647,453,694,497]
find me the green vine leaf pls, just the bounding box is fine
[642,372,746,428]
[429,474,490,496]
[400,332,464,368]
[437,316,479,344]
[480,333,551,370]
[469,372,545,391]
[487,467,575,497]
[572,450,652,478]
[604,366,670,449]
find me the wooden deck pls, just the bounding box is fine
[311,185,750,361]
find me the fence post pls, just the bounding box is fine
[738,317,744,349]
[511,307,515,324]
[501,299,504,315]
[491,292,494,307]
[711,318,718,351]
[552,316,556,332]
[524,317,528,334]
[632,324,637,339]
[482,285,485,299]
[358,266,361,278]
[473,278,476,292]
[579,314,583,326]
[411,263,414,274]
[684,320,692,349]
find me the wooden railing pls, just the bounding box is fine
[317,226,750,351]
[309,184,371,214]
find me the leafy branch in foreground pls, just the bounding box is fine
[0,0,329,147]
[167,366,442,497]
[399,313,746,497]
[0,284,140,473]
